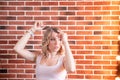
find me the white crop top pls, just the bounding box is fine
[36,55,67,80]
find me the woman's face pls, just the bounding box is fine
[48,32,62,53]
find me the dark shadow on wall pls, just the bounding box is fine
[116,28,120,78]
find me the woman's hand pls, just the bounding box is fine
[31,21,44,32]
[60,31,68,43]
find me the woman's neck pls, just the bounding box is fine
[48,51,58,58]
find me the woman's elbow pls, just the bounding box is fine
[13,46,21,53]
[67,67,76,73]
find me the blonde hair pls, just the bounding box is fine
[41,26,64,58]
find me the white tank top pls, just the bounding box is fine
[36,55,67,80]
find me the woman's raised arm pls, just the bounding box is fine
[13,22,43,61]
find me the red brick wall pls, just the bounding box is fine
[0,0,120,80]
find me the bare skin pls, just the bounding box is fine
[14,22,76,73]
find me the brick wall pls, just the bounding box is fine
[0,0,120,80]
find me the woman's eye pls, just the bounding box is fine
[50,38,55,41]
[50,38,61,41]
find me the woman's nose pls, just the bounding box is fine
[55,39,60,45]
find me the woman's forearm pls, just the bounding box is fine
[63,41,76,73]
[13,28,37,61]
[14,28,35,51]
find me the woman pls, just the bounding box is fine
[13,22,76,80]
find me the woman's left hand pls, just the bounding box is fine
[60,31,68,43]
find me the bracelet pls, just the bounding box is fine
[27,30,34,36]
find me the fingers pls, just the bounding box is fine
[33,21,45,30]
[59,31,68,40]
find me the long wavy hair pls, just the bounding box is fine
[41,26,64,58]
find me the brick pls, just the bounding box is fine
[85,75,101,79]
[68,75,84,79]
[0,21,7,25]
[1,65,15,68]
[8,60,25,64]
[26,12,41,15]
[112,1,120,5]
[94,51,110,55]
[17,16,33,20]
[103,75,115,80]
[0,50,7,54]
[86,16,101,20]
[85,36,101,40]
[102,6,119,10]
[94,21,110,25]
[8,69,24,73]
[0,74,16,78]
[68,26,84,30]
[77,12,93,15]
[0,12,7,15]
[42,2,58,6]
[0,2,7,5]
[94,70,111,74]
[70,45,84,49]
[94,31,102,35]
[94,11,110,15]
[9,2,24,5]
[102,36,117,40]
[94,1,110,5]
[34,16,50,20]
[68,16,84,20]
[68,7,84,10]
[112,11,120,15]
[9,31,24,35]
[25,2,41,6]
[69,36,84,40]
[60,2,75,5]
[0,7,16,10]
[17,65,33,68]
[77,70,93,74]
[85,6,101,10]
[77,21,93,25]
[51,16,67,20]
[0,16,16,20]
[9,21,24,25]
[9,12,24,15]
[94,41,110,45]
[0,55,16,59]
[0,41,7,44]
[65,31,75,35]
[17,74,32,78]
[25,69,35,73]
[76,31,92,35]
[112,21,119,25]
[85,26,101,30]
[17,7,33,10]
[0,36,16,39]
[51,7,66,10]
[42,12,58,15]
[85,65,101,69]
[0,45,13,49]
[76,41,92,45]
[76,60,92,64]
[85,46,101,49]
[103,16,119,20]
[77,51,92,54]
[77,2,93,5]
[60,21,75,25]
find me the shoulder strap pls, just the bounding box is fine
[36,55,42,64]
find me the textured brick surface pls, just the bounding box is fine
[0,0,120,80]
